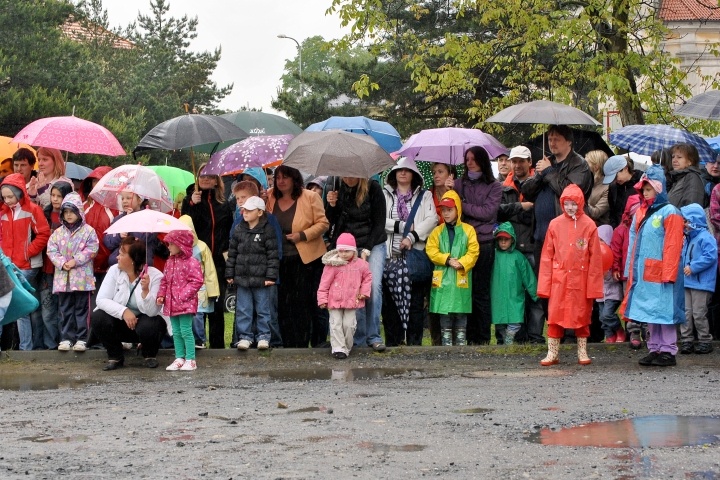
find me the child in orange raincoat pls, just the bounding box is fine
[537,184,604,366]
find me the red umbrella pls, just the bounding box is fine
[12,115,125,156]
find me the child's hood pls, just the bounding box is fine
[243,167,268,190]
[60,192,86,227]
[597,224,613,245]
[494,221,516,252]
[680,203,708,237]
[164,229,194,258]
[621,194,641,225]
[559,184,586,218]
[440,190,463,221]
[0,173,30,208]
[322,249,350,266]
[178,215,199,247]
[634,164,668,203]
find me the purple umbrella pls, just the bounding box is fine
[203,134,294,176]
[395,127,508,165]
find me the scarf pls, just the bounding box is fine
[396,190,413,221]
[467,171,482,181]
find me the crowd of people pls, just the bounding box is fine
[2,123,719,370]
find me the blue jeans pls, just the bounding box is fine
[234,285,272,342]
[599,299,622,338]
[192,312,206,346]
[39,272,60,349]
[18,268,40,351]
[353,242,385,347]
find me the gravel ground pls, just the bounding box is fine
[0,344,719,479]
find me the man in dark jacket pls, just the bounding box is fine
[498,146,545,343]
[604,155,644,229]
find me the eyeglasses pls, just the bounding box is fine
[198,175,217,180]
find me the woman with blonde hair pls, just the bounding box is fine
[180,162,234,348]
[28,147,66,208]
[585,150,610,226]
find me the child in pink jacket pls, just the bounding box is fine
[157,229,204,371]
[317,233,372,359]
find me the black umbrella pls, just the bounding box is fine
[525,127,613,164]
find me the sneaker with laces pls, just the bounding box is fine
[166,358,185,371]
[58,340,72,351]
[237,339,251,350]
[257,339,269,350]
[695,342,713,354]
[180,360,197,371]
[638,351,659,366]
[72,341,87,352]
[679,342,694,354]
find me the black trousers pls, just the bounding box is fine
[91,309,166,360]
[277,255,325,348]
[467,241,494,345]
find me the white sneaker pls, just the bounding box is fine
[257,339,269,350]
[166,358,185,371]
[179,360,197,371]
[58,340,72,351]
[237,339,251,350]
[72,341,87,352]
[121,342,133,350]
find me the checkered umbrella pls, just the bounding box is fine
[609,124,717,164]
[674,90,720,120]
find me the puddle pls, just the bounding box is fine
[453,407,493,414]
[0,373,95,391]
[358,441,426,452]
[529,415,720,447]
[240,368,423,382]
[20,435,89,443]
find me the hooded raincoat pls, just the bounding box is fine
[46,192,99,293]
[490,222,538,325]
[680,203,717,293]
[425,190,480,315]
[538,184,604,329]
[157,229,204,317]
[621,165,685,325]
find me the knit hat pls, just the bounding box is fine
[336,233,357,251]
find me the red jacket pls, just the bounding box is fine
[0,173,51,269]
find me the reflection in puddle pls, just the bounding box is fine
[529,415,720,447]
[0,373,94,391]
[20,435,89,443]
[453,407,493,414]
[239,368,423,382]
[358,441,426,452]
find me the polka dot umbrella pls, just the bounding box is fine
[11,115,125,156]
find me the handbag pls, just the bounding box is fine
[0,248,40,327]
[402,190,434,283]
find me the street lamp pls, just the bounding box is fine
[277,34,303,96]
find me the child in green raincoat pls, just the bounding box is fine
[425,190,479,345]
[490,222,538,345]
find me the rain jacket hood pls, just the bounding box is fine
[559,184,586,219]
[60,192,86,230]
[387,156,423,187]
[494,221,516,252]
[680,203,707,239]
[1,173,30,206]
[81,166,113,199]
[634,164,668,205]
[164,229,194,259]
[178,214,199,246]
[243,167,268,190]
[621,194,641,226]
[440,190,463,223]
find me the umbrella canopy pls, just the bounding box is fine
[396,127,508,165]
[609,124,717,164]
[89,164,173,213]
[283,131,395,178]
[305,116,402,153]
[674,90,720,120]
[706,134,720,154]
[105,209,191,235]
[525,127,614,162]
[133,114,249,154]
[203,134,293,176]
[0,136,36,161]
[11,116,126,156]
[146,165,195,201]
[485,100,601,126]
[65,162,92,180]
[194,111,301,153]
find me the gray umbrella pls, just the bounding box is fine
[674,90,720,120]
[282,130,395,177]
[485,100,601,126]
[65,161,92,180]
[133,114,249,155]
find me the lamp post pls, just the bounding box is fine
[277,34,303,97]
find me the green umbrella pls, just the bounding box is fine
[194,111,302,153]
[147,165,195,204]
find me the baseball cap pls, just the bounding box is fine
[603,155,628,184]
[438,198,456,209]
[508,146,532,160]
[241,196,266,211]
[495,231,512,239]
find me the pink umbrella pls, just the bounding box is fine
[105,209,190,235]
[12,115,125,156]
[89,164,173,213]
[395,127,507,165]
[203,134,294,176]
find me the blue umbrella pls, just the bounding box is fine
[609,124,718,164]
[706,134,720,154]
[305,116,402,153]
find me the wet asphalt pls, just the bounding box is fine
[0,344,719,479]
